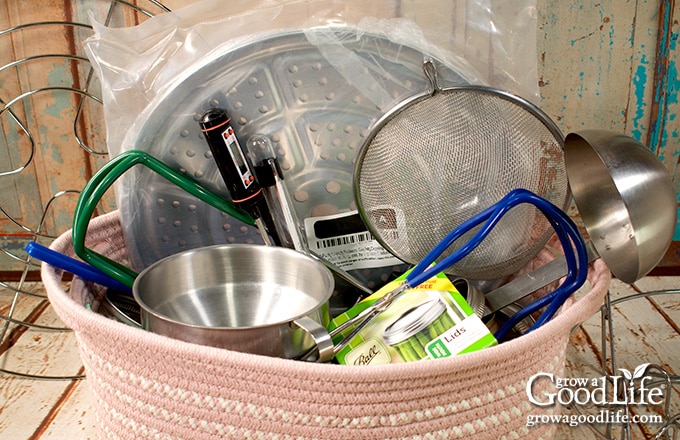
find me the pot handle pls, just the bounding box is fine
[292,316,335,363]
[72,150,254,288]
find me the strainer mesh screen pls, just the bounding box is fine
[355,88,568,280]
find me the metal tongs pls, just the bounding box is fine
[71,149,371,296]
[316,188,589,358]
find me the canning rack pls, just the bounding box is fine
[0,0,173,380]
[570,288,680,439]
[0,1,678,438]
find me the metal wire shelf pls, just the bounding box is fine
[563,289,680,440]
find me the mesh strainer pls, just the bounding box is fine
[353,61,569,281]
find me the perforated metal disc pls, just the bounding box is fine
[354,85,569,280]
[118,27,474,288]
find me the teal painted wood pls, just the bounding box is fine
[646,0,680,240]
[537,0,680,263]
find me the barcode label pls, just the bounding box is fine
[303,210,403,271]
[316,231,373,249]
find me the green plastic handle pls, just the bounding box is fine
[72,150,255,288]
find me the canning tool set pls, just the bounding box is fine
[4,3,679,438]
[59,55,675,363]
[2,4,673,366]
[67,139,670,362]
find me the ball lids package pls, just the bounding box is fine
[328,269,497,365]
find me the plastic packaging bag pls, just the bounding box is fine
[86,0,540,155]
[83,0,541,295]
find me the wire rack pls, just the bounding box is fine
[0,1,678,438]
[574,289,680,439]
[0,0,177,378]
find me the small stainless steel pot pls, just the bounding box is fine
[133,244,335,362]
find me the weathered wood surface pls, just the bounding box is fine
[555,275,680,440]
[1,0,679,271]
[536,0,680,269]
[0,283,88,438]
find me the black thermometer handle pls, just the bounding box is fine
[199,108,262,211]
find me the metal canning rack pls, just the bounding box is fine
[0,0,172,380]
[573,289,680,440]
[0,1,677,439]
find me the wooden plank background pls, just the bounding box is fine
[0,0,680,271]
[536,0,680,270]
[0,0,678,274]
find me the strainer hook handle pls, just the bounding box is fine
[422,58,441,95]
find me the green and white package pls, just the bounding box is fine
[328,270,498,365]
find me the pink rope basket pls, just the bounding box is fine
[43,211,611,439]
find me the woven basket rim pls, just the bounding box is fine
[42,210,611,380]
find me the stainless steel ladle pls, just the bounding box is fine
[484,130,677,315]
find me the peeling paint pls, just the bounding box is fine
[47,62,74,88]
[658,32,679,155]
[658,56,678,158]
[631,53,650,142]
[44,63,75,120]
[39,126,64,165]
[648,1,676,156]
[43,93,73,121]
